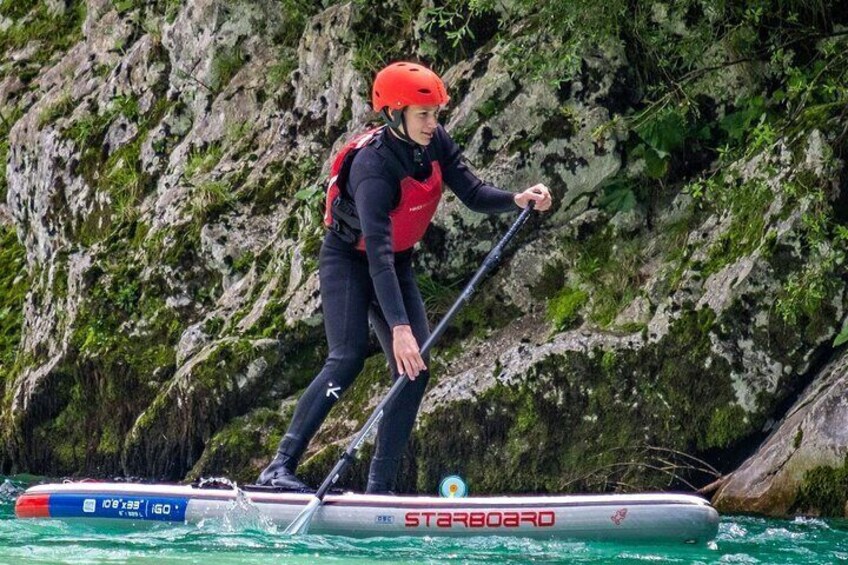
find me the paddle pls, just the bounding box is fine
[285,201,536,535]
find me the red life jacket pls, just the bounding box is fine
[324,128,443,252]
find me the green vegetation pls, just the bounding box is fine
[0,106,24,203]
[0,0,87,74]
[142,222,203,272]
[349,0,421,76]
[700,179,773,277]
[67,96,174,244]
[120,338,285,479]
[231,250,255,275]
[210,45,247,94]
[418,1,499,67]
[773,176,848,330]
[541,225,649,331]
[0,227,27,388]
[490,0,847,100]
[263,0,315,105]
[3,0,847,509]
[184,141,224,178]
[348,0,493,76]
[795,456,848,517]
[523,0,848,337]
[546,286,588,331]
[101,141,148,225]
[706,404,749,450]
[230,267,290,338]
[37,91,76,129]
[452,290,523,340]
[258,156,324,272]
[834,320,848,348]
[224,120,254,154]
[417,274,461,318]
[189,180,235,229]
[22,213,217,475]
[112,0,181,22]
[266,52,298,94]
[71,238,182,374]
[186,407,293,484]
[793,426,804,450]
[247,156,320,212]
[268,0,313,48]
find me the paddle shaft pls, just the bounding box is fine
[312,202,535,501]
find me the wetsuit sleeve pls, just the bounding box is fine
[350,167,410,329]
[437,126,518,214]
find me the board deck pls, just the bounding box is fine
[16,481,719,543]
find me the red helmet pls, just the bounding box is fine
[371,62,450,112]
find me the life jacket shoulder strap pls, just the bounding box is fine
[330,126,385,199]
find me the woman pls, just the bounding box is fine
[258,61,552,494]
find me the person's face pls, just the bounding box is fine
[402,105,441,145]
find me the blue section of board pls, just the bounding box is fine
[48,494,188,522]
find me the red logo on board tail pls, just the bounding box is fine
[611,508,628,525]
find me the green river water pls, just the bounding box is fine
[2,477,847,564]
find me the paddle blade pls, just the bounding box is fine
[285,496,322,535]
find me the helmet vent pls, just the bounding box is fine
[410,68,420,72]
[418,88,431,94]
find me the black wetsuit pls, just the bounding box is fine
[271,125,517,493]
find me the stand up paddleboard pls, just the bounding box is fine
[16,481,719,543]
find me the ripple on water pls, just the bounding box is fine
[791,516,832,530]
[718,553,761,563]
[755,527,807,542]
[720,522,749,539]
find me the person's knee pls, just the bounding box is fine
[324,353,366,386]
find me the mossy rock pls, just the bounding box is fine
[0,1,88,80]
[7,230,189,476]
[547,286,589,331]
[186,406,294,485]
[20,361,161,477]
[0,226,28,387]
[793,456,848,517]
[413,309,746,495]
[122,338,284,479]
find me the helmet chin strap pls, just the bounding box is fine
[380,108,419,147]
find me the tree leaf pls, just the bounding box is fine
[635,108,686,156]
[719,96,765,142]
[643,147,669,179]
[599,179,636,213]
[834,319,848,347]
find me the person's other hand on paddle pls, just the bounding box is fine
[514,184,553,211]
[393,324,426,379]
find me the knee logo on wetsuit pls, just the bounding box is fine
[326,382,341,399]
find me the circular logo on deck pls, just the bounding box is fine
[439,475,468,498]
